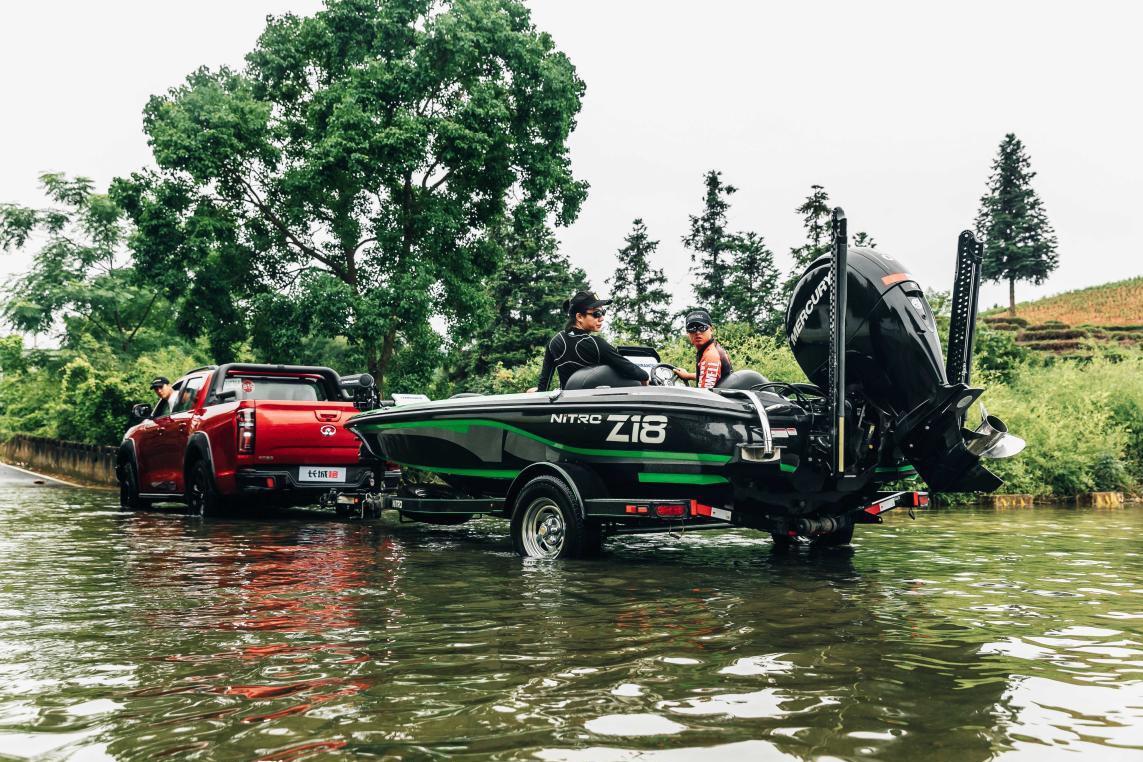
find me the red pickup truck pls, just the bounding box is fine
[117,363,387,515]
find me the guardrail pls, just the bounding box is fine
[0,435,117,486]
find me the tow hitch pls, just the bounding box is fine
[856,490,928,523]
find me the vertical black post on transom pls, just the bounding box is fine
[829,207,848,476]
[945,230,984,389]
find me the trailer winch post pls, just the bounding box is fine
[829,207,848,475]
[946,230,984,388]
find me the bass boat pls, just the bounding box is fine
[347,212,1023,557]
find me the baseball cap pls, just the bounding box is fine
[565,291,612,316]
[684,309,713,330]
[149,376,170,389]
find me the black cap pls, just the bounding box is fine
[149,376,170,389]
[565,290,612,316]
[684,309,713,329]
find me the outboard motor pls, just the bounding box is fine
[786,217,1023,492]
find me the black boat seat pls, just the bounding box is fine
[718,369,769,390]
[563,365,644,390]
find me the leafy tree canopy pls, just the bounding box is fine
[121,0,587,392]
[975,133,1059,315]
[782,184,832,303]
[608,218,672,345]
[0,173,173,355]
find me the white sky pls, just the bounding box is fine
[2,0,1140,315]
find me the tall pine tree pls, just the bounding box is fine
[607,218,672,344]
[725,231,781,333]
[782,184,832,302]
[462,218,589,377]
[975,134,1059,315]
[682,171,738,321]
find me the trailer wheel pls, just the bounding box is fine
[511,475,586,559]
[811,523,855,548]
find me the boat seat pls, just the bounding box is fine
[718,369,769,390]
[563,365,644,390]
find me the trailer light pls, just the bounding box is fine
[655,504,687,518]
[624,504,649,514]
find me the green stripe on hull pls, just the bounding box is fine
[361,418,733,464]
[875,465,918,474]
[637,473,730,486]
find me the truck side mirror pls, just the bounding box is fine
[130,403,152,422]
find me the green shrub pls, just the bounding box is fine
[974,326,1029,383]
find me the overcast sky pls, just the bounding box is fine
[2,0,1139,314]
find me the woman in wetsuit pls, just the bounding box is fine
[673,309,732,389]
[532,291,648,391]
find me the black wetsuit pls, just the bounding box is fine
[536,329,646,391]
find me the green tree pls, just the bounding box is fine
[124,0,587,394]
[682,171,738,321]
[975,134,1059,316]
[725,231,780,333]
[460,216,588,379]
[607,218,672,344]
[852,231,877,248]
[0,173,169,354]
[783,184,832,301]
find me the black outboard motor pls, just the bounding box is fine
[786,225,1022,492]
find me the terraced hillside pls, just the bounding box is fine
[985,276,1143,326]
[982,277,1143,355]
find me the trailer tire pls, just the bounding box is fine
[811,523,855,548]
[511,475,586,559]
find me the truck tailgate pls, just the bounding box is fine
[252,401,362,464]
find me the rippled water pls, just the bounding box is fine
[0,470,1140,761]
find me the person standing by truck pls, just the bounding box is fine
[530,291,648,392]
[673,309,733,389]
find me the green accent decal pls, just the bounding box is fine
[637,473,729,486]
[875,464,917,474]
[779,463,798,473]
[362,418,732,464]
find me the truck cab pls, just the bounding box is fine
[118,364,388,514]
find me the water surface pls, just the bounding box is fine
[0,471,1139,760]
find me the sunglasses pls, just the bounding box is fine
[586,309,606,318]
[686,323,711,333]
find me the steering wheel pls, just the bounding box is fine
[650,363,690,388]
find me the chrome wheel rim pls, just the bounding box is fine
[521,498,566,558]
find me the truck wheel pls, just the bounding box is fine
[511,475,586,559]
[186,460,224,517]
[119,461,151,511]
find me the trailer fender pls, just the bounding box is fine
[505,462,608,520]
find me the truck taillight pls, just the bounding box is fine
[237,408,255,454]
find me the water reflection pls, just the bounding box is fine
[0,485,1138,760]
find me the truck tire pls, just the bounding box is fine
[186,460,225,517]
[510,475,586,559]
[119,461,152,511]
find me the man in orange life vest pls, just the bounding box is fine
[672,309,732,389]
